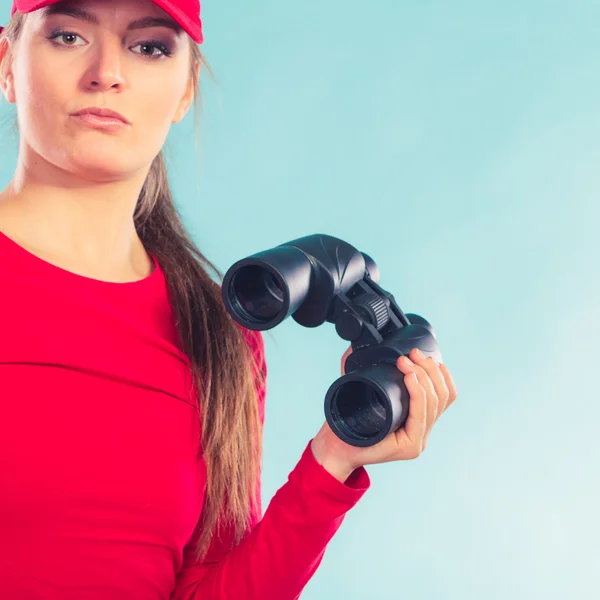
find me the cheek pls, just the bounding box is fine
[18,68,82,170]
[134,71,189,127]
[119,77,185,164]
[14,51,67,142]
[13,49,82,174]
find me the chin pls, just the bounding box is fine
[66,147,148,180]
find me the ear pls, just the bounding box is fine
[173,61,200,124]
[0,38,16,104]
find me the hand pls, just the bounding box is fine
[310,346,458,482]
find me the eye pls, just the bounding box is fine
[131,41,173,59]
[48,30,85,47]
[47,29,174,60]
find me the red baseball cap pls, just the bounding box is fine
[0,0,203,43]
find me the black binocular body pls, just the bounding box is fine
[222,234,442,448]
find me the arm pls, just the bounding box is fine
[171,330,370,600]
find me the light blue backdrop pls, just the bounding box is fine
[1,1,598,598]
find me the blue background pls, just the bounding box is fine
[1,0,598,598]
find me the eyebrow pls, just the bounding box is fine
[40,4,183,34]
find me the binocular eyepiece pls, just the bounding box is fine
[222,234,442,447]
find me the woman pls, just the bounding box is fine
[0,0,458,598]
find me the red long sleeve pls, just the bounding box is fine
[0,229,370,600]
[172,438,370,600]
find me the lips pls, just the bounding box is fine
[71,107,130,124]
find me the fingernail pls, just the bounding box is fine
[403,356,414,366]
[415,349,424,359]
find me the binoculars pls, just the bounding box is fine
[222,234,442,448]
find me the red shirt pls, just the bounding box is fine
[0,230,370,599]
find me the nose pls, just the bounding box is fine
[82,38,127,92]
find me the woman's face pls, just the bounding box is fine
[2,0,196,181]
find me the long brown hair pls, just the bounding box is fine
[0,13,263,562]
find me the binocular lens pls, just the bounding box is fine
[230,266,286,324]
[331,381,388,440]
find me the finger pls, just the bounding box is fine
[415,371,438,448]
[399,355,438,439]
[340,345,352,375]
[410,349,450,416]
[438,362,458,412]
[395,370,427,452]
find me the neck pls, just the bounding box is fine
[0,151,155,281]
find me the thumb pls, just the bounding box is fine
[341,345,353,375]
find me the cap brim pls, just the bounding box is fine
[150,0,203,43]
[0,1,203,43]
